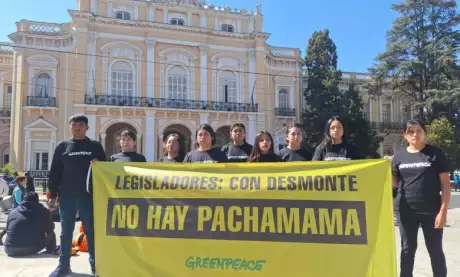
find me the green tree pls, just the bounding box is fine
[426,117,459,170]
[302,29,342,147]
[0,163,14,176]
[370,0,460,119]
[341,83,383,157]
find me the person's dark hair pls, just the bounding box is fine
[13,171,18,177]
[163,133,180,155]
[68,114,88,125]
[403,119,427,134]
[195,124,216,147]
[285,123,303,143]
[230,123,247,144]
[119,129,137,142]
[322,116,347,150]
[15,176,26,183]
[23,191,39,203]
[248,130,275,162]
[25,172,30,177]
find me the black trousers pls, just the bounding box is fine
[5,231,56,257]
[396,206,447,277]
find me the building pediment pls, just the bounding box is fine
[24,117,57,130]
[27,55,59,67]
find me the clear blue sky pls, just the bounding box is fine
[0,0,399,73]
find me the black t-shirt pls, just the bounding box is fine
[158,156,182,163]
[221,143,253,162]
[183,148,228,163]
[248,153,282,163]
[392,144,449,213]
[110,152,147,162]
[312,142,364,161]
[279,147,312,162]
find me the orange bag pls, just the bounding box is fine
[72,223,88,252]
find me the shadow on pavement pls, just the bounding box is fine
[449,193,460,209]
[6,252,59,259]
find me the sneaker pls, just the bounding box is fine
[49,264,72,277]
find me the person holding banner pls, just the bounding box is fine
[392,119,451,277]
[158,133,182,163]
[183,124,228,163]
[221,123,253,162]
[110,130,146,162]
[312,116,364,161]
[247,131,281,163]
[279,123,312,162]
[48,114,106,277]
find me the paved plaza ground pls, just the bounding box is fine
[1,193,460,277]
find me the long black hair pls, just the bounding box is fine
[321,116,347,151]
[230,122,247,144]
[248,130,275,162]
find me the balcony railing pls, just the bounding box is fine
[28,170,49,178]
[84,94,259,113]
[370,121,404,131]
[275,108,296,117]
[27,96,57,107]
[0,108,11,117]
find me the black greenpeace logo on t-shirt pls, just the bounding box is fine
[68,151,92,156]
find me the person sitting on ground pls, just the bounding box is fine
[0,192,57,257]
[12,176,27,209]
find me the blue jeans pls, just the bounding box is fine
[59,194,95,268]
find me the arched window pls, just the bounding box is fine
[34,73,51,97]
[219,70,237,103]
[168,66,188,100]
[170,18,185,26]
[111,61,134,97]
[278,89,289,108]
[115,11,131,20]
[221,24,234,33]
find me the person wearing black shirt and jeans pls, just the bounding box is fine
[158,133,182,163]
[48,114,106,277]
[392,119,451,277]
[279,123,312,162]
[183,124,228,163]
[247,131,281,163]
[221,123,253,162]
[0,192,56,256]
[312,116,364,161]
[110,130,146,162]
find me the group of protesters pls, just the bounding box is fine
[0,112,452,277]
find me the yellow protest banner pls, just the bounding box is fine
[92,160,396,277]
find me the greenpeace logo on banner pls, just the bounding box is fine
[399,162,431,169]
[68,151,92,157]
[185,256,267,272]
[105,198,367,245]
[324,157,351,161]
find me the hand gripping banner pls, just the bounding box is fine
[92,160,396,277]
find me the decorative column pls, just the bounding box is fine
[0,72,4,109]
[136,134,142,153]
[248,115,256,146]
[86,32,97,95]
[86,114,97,140]
[248,49,256,103]
[145,112,156,162]
[289,82,295,109]
[91,0,98,14]
[100,133,106,150]
[187,12,192,26]
[25,130,31,171]
[146,39,156,98]
[369,96,373,121]
[163,9,169,23]
[148,6,156,21]
[199,45,209,101]
[200,15,207,28]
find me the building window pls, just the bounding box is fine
[30,141,49,171]
[363,102,370,120]
[275,136,287,154]
[403,104,411,122]
[381,104,391,123]
[33,73,51,97]
[221,24,234,33]
[3,154,9,165]
[278,89,289,108]
[6,85,12,108]
[219,70,237,103]
[170,18,185,26]
[115,11,131,20]
[111,61,134,97]
[167,66,188,100]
